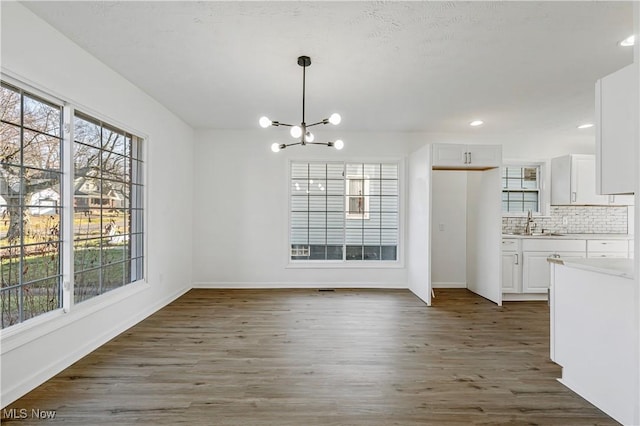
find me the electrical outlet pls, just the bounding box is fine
[439,223,445,231]
[562,216,568,225]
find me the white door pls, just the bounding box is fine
[466,168,502,305]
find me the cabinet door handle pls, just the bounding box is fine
[571,192,577,202]
[463,152,468,164]
[468,152,472,164]
[514,254,519,265]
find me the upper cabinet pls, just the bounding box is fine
[551,154,632,206]
[595,63,637,195]
[432,144,502,170]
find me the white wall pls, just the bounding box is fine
[0,3,194,406]
[192,129,427,288]
[431,171,467,287]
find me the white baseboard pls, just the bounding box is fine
[431,281,467,289]
[502,293,548,301]
[192,281,407,289]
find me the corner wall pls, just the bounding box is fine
[0,3,195,406]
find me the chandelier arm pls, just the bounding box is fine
[306,120,329,128]
[306,142,332,146]
[283,142,305,148]
[272,122,294,127]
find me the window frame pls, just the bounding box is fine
[286,159,404,269]
[0,75,148,331]
[72,110,145,305]
[501,160,549,217]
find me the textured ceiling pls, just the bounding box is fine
[21,1,634,139]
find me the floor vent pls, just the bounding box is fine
[318,288,335,292]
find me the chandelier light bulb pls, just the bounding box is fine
[329,113,342,125]
[271,143,281,153]
[290,126,302,138]
[334,139,344,150]
[259,116,272,128]
[305,132,315,142]
[620,35,635,47]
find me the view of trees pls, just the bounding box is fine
[1,82,143,328]
[1,83,63,327]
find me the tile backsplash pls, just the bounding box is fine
[503,206,630,234]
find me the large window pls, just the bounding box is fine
[73,113,144,303]
[0,80,144,329]
[290,162,399,262]
[1,83,63,328]
[502,165,541,214]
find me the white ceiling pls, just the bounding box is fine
[22,1,634,140]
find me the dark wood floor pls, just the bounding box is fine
[2,288,617,425]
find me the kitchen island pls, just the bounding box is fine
[548,256,637,425]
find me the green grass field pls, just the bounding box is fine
[1,246,129,328]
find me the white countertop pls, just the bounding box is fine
[503,233,633,240]
[547,256,634,278]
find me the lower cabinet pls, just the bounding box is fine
[501,251,521,292]
[522,251,585,293]
[503,237,629,298]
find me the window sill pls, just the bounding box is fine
[0,279,149,354]
[503,213,550,218]
[286,260,404,269]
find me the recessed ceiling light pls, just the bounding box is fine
[577,123,594,129]
[469,120,484,127]
[620,35,635,47]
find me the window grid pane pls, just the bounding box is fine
[502,165,540,213]
[290,162,398,261]
[73,112,144,304]
[1,83,63,329]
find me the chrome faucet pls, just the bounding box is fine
[524,210,534,235]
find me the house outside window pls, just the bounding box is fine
[346,177,369,220]
[73,112,144,304]
[0,79,145,329]
[290,161,399,262]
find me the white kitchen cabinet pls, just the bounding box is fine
[432,144,501,169]
[501,238,521,293]
[551,154,611,205]
[523,251,585,293]
[595,63,637,195]
[586,239,629,259]
[521,238,586,293]
[604,194,635,206]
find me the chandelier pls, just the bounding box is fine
[259,55,344,153]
